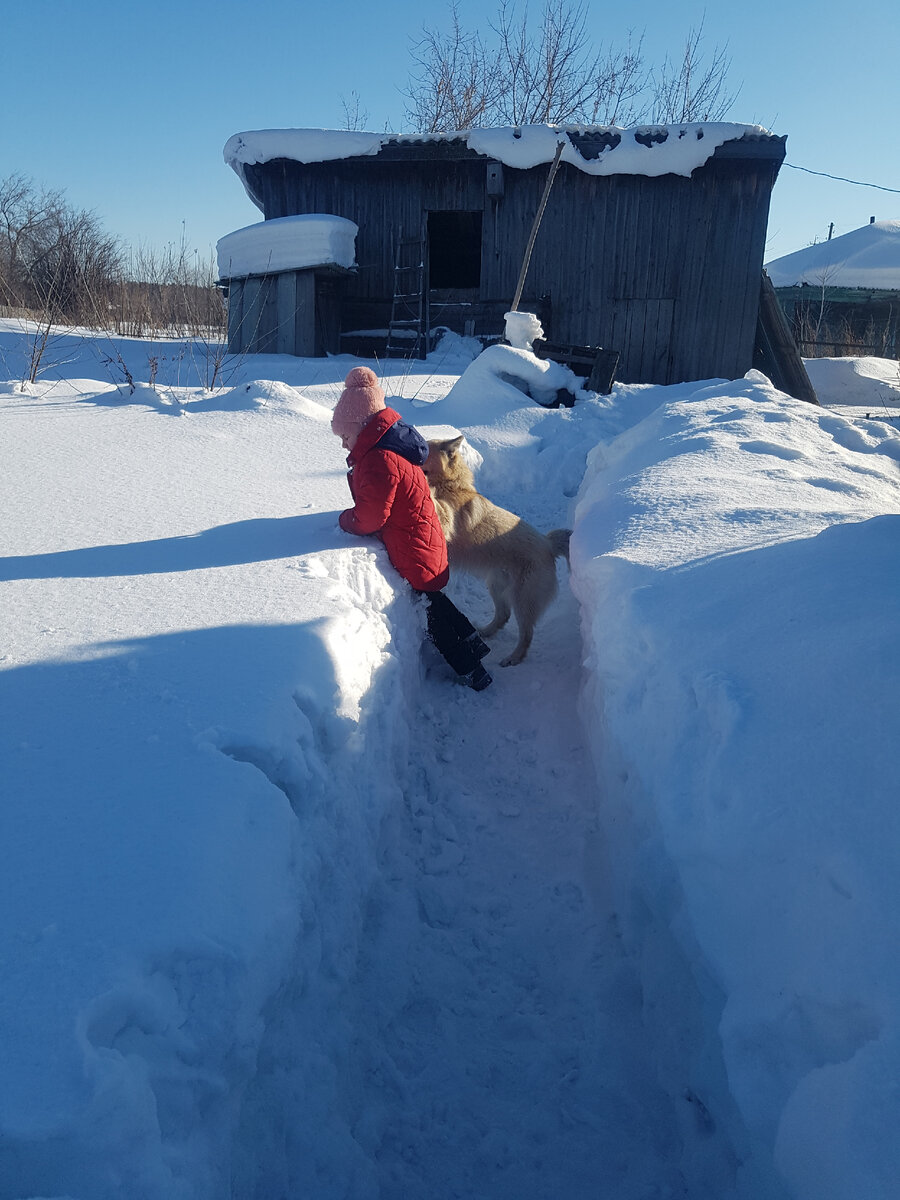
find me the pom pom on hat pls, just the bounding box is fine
[331,366,386,439]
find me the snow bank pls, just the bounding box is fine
[0,363,423,1198]
[803,355,900,415]
[216,213,358,278]
[570,370,900,1200]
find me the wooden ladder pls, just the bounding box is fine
[386,234,428,359]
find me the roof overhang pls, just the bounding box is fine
[224,123,786,212]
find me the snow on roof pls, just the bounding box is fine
[224,123,774,210]
[765,219,900,289]
[216,214,358,279]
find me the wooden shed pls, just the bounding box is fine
[221,123,786,385]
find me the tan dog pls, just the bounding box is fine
[423,436,570,666]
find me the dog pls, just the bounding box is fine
[423,435,570,666]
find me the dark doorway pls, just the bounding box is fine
[427,211,483,289]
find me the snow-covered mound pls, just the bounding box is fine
[571,370,900,1199]
[410,341,590,441]
[803,355,900,415]
[216,213,358,278]
[765,219,900,289]
[2,318,899,1200]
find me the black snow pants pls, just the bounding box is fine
[418,590,485,675]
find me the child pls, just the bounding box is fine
[331,366,492,691]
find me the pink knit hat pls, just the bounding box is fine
[331,366,386,439]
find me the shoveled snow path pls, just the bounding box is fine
[342,572,691,1199]
[233,556,731,1198]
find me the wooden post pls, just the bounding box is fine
[509,139,565,314]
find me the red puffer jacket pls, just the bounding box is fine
[339,408,450,591]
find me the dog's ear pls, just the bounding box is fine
[445,435,465,457]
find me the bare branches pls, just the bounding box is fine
[402,2,737,132]
[0,175,225,342]
[0,173,121,320]
[491,0,642,126]
[647,20,740,123]
[589,33,646,127]
[340,90,371,131]
[404,0,503,132]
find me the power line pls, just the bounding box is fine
[784,163,900,196]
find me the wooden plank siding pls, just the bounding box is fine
[239,134,783,384]
[225,268,342,356]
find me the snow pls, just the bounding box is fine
[804,355,900,420]
[1,318,900,1200]
[466,121,766,177]
[571,370,900,1200]
[431,339,588,413]
[216,213,358,279]
[765,219,900,289]
[503,309,545,351]
[224,122,771,209]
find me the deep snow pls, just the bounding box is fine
[1,320,899,1200]
[216,214,359,280]
[764,218,900,289]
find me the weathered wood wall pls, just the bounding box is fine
[241,138,783,384]
[225,267,345,356]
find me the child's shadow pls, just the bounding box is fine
[0,512,347,581]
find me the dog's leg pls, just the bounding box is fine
[500,631,533,667]
[477,572,512,638]
[500,567,557,666]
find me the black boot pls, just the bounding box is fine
[461,662,493,691]
[422,591,491,678]
[462,631,491,661]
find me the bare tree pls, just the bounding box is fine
[0,174,121,321]
[1,173,228,390]
[0,174,67,307]
[405,1,503,132]
[29,209,122,319]
[491,0,646,126]
[648,20,739,123]
[588,34,648,127]
[340,89,371,131]
[402,2,737,132]
[1,175,224,343]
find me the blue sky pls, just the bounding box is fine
[2,0,898,266]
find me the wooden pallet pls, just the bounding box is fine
[532,338,620,396]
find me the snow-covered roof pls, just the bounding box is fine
[224,123,779,211]
[216,213,357,280]
[765,219,900,289]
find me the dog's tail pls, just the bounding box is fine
[546,528,571,564]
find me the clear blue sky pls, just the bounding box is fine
[2,0,898,266]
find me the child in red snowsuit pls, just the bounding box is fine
[332,366,491,690]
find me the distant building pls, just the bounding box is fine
[766,219,900,358]
[219,122,786,385]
